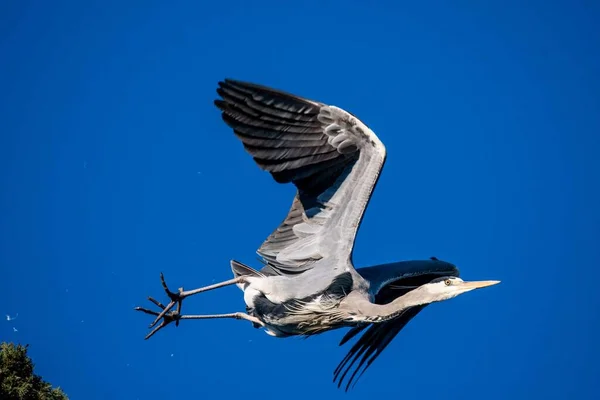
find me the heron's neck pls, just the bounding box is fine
[358,287,434,323]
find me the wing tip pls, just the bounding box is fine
[216,78,322,107]
[213,98,226,110]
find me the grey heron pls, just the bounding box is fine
[135,79,500,390]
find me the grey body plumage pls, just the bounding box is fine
[135,79,500,391]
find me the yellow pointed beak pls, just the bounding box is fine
[460,280,501,290]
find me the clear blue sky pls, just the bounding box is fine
[1,1,599,399]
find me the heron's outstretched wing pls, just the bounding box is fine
[214,79,386,275]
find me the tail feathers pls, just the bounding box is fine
[230,260,264,279]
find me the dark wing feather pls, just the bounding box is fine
[214,79,386,274]
[333,306,427,391]
[215,80,354,194]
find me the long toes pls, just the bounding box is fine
[140,273,185,330]
[147,297,167,309]
[148,300,177,328]
[143,311,181,340]
[134,307,160,316]
[145,321,167,340]
[159,273,180,301]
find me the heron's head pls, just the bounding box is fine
[417,276,500,303]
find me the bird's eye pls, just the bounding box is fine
[444,279,452,286]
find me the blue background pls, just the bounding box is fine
[1,1,599,399]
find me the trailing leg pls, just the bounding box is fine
[135,296,263,339]
[134,272,248,337]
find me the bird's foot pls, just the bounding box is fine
[135,273,251,339]
[135,297,183,340]
[134,272,186,339]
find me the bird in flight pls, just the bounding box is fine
[135,79,500,390]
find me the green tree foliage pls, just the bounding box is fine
[0,342,68,400]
